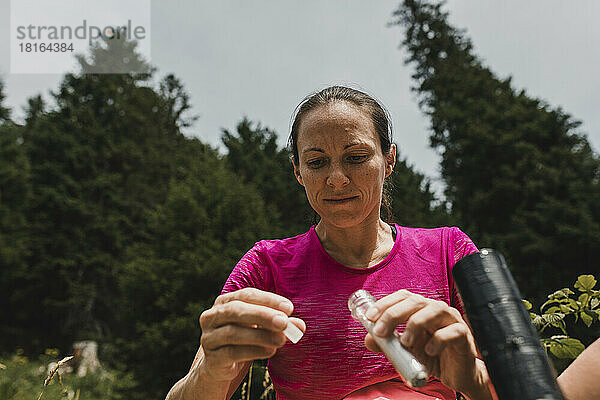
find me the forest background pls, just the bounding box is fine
[1,1,599,399]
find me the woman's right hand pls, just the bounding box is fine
[198,287,306,382]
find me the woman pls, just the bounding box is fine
[166,86,495,400]
[557,338,600,400]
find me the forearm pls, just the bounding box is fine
[556,339,600,400]
[461,359,497,400]
[165,362,232,400]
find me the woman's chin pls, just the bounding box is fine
[318,212,365,229]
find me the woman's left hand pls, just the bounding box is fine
[364,289,492,398]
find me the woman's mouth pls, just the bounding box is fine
[324,195,359,204]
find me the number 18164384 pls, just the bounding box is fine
[18,42,74,52]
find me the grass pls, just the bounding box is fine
[0,349,136,400]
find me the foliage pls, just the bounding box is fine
[0,102,31,349]
[15,52,172,351]
[524,274,600,371]
[0,80,11,122]
[388,152,454,227]
[1,37,275,399]
[0,349,136,400]
[222,118,312,236]
[232,361,275,400]
[76,35,152,75]
[113,140,274,399]
[392,0,600,302]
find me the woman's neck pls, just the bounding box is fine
[315,217,395,269]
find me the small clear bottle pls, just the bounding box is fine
[348,290,429,388]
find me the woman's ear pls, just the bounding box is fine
[292,157,305,186]
[385,144,397,178]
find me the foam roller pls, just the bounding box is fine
[452,249,564,400]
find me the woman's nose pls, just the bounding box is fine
[326,164,350,188]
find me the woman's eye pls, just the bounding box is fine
[347,154,367,163]
[307,159,325,168]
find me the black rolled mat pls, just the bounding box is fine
[453,249,564,400]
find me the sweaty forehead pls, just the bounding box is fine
[297,101,379,150]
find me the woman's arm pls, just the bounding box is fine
[556,339,600,400]
[164,288,305,400]
[165,346,251,400]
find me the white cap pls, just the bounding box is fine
[283,322,303,344]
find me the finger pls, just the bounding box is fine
[206,344,278,365]
[400,301,461,347]
[364,333,383,353]
[423,322,472,357]
[372,294,429,337]
[365,289,413,321]
[288,317,307,334]
[202,324,287,351]
[215,288,294,315]
[201,300,290,332]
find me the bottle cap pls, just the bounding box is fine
[283,322,303,344]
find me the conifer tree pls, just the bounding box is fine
[17,37,183,351]
[0,84,31,348]
[392,0,600,299]
[7,38,284,398]
[222,118,312,236]
[0,80,10,122]
[388,152,453,227]
[116,138,274,398]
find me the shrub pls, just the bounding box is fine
[524,274,600,372]
[0,349,136,400]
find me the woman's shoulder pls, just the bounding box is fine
[396,224,465,239]
[395,225,474,251]
[252,227,316,256]
[224,229,315,294]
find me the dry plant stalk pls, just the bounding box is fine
[36,356,74,400]
[240,382,247,400]
[260,369,273,400]
[246,362,253,400]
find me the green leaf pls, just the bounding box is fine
[567,298,578,308]
[548,289,574,300]
[522,299,532,310]
[542,313,565,323]
[581,311,593,327]
[545,306,562,314]
[547,336,585,359]
[541,299,559,310]
[585,309,599,322]
[530,313,544,329]
[591,298,599,309]
[560,304,573,313]
[578,293,590,307]
[574,275,597,292]
[548,290,565,300]
[554,320,566,333]
[542,313,566,333]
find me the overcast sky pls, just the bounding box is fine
[1,0,599,195]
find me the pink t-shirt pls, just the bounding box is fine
[222,224,478,400]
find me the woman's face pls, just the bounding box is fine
[293,101,395,229]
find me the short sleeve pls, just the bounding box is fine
[221,241,273,295]
[448,227,478,314]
